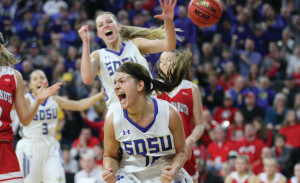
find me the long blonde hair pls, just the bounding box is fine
[95,11,181,41]
[0,32,20,66]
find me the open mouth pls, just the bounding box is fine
[117,93,127,104]
[37,84,42,89]
[105,30,113,37]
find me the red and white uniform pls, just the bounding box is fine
[0,66,23,182]
[288,176,299,183]
[259,172,281,183]
[236,137,265,164]
[157,80,198,179]
[230,172,249,183]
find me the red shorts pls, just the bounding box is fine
[0,141,23,182]
[183,152,198,179]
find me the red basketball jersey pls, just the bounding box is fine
[157,80,194,137]
[0,66,16,142]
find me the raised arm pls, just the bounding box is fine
[14,71,61,126]
[78,25,100,85]
[160,104,186,183]
[53,89,105,111]
[132,0,177,54]
[102,114,120,183]
[186,84,205,159]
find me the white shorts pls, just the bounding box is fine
[0,171,23,183]
[116,168,193,183]
[15,138,65,183]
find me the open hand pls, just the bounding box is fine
[154,0,177,21]
[36,82,62,103]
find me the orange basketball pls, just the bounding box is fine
[188,0,222,27]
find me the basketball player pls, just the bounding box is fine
[102,59,193,183]
[78,0,177,115]
[0,33,62,182]
[255,158,287,183]
[157,50,204,183]
[15,70,105,183]
[225,156,256,183]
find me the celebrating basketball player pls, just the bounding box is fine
[78,0,177,117]
[157,49,204,183]
[0,33,62,182]
[102,59,193,183]
[15,70,104,183]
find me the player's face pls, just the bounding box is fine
[114,72,140,109]
[29,70,48,95]
[159,52,176,75]
[264,160,277,175]
[96,14,121,45]
[235,158,248,173]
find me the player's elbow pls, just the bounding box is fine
[82,76,94,85]
[165,44,176,52]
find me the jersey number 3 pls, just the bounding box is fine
[42,123,48,135]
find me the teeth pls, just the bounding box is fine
[105,30,112,34]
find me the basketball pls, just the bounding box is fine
[188,0,222,27]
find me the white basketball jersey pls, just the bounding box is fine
[98,40,150,109]
[20,93,58,138]
[231,172,249,183]
[114,98,176,176]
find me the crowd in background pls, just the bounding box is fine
[2,0,300,182]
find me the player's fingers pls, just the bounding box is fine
[105,174,117,183]
[154,15,163,20]
[172,0,177,7]
[168,0,172,6]
[163,166,172,170]
[158,0,165,8]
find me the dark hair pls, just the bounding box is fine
[253,117,268,142]
[116,50,192,96]
[275,134,286,142]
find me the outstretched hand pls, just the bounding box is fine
[36,82,62,103]
[78,25,90,43]
[154,0,177,21]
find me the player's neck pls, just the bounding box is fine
[238,172,246,178]
[126,98,154,126]
[267,173,275,182]
[106,39,122,52]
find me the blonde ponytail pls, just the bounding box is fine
[0,44,20,66]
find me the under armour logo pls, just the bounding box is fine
[123,130,130,135]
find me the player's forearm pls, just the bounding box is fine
[171,151,187,174]
[80,42,94,84]
[188,124,204,142]
[103,156,119,174]
[20,99,41,126]
[164,20,176,51]
[77,92,105,111]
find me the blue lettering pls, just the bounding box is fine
[121,58,129,63]
[147,137,160,153]
[123,141,134,155]
[151,156,161,165]
[105,62,114,76]
[46,109,51,119]
[160,135,172,151]
[134,139,147,156]
[40,110,45,120]
[52,108,57,119]
[33,114,38,120]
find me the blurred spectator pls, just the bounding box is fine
[228,76,249,107]
[63,146,79,174]
[219,47,236,74]
[236,38,262,77]
[248,63,259,87]
[27,42,45,69]
[93,144,104,168]
[236,123,265,166]
[206,126,233,172]
[225,156,256,183]
[128,0,143,22]
[199,42,220,69]
[21,60,33,81]
[250,23,269,57]
[204,73,224,111]
[272,134,293,176]
[104,0,125,15]
[279,110,300,148]
[0,0,17,36]
[59,21,77,49]
[285,13,300,45]
[213,92,238,124]
[43,0,68,16]
[255,158,287,183]
[220,162,232,182]
[15,10,38,41]
[286,45,300,76]
[263,5,286,41]
[197,159,223,183]
[64,46,77,72]
[282,75,300,108]
[252,147,273,175]
[253,117,272,147]
[240,92,265,123]
[218,62,239,91]
[83,115,105,144]
[227,111,245,142]
[200,110,217,146]
[75,154,104,183]
[226,151,238,170]
[256,77,276,109]
[294,94,300,121]
[71,127,99,159]
[33,24,52,49]
[265,93,288,131]
[278,27,295,55]
[289,163,300,183]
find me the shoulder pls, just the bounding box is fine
[91,50,100,60]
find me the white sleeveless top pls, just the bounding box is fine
[20,93,58,139]
[113,98,176,176]
[98,40,150,109]
[290,176,298,183]
[231,172,249,183]
[260,172,282,183]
